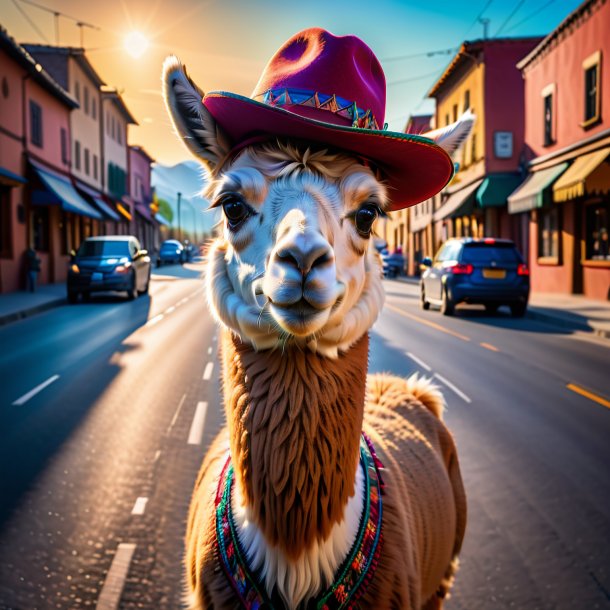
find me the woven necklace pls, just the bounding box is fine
[214,434,384,609]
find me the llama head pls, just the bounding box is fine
[163,56,473,357]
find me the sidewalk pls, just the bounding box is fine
[0,282,66,327]
[394,276,610,340]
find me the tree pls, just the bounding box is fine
[155,196,173,224]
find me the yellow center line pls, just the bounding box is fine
[567,383,610,409]
[480,342,500,352]
[385,303,471,342]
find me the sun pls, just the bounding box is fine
[124,31,149,59]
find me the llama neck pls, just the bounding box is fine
[220,329,369,559]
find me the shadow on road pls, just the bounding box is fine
[152,262,204,280]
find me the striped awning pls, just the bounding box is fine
[507,163,568,214]
[433,179,483,221]
[74,180,121,222]
[553,147,610,202]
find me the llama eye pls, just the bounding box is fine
[354,203,379,237]
[221,196,251,229]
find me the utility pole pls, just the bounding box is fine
[177,192,182,241]
[478,17,490,39]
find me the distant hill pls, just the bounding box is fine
[151,161,218,236]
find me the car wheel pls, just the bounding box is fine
[440,285,455,316]
[127,272,138,300]
[420,285,430,310]
[82,291,91,302]
[67,290,79,304]
[156,260,162,268]
[510,301,527,317]
[485,303,498,314]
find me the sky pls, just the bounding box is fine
[1,0,585,167]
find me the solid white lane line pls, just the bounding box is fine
[146,314,164,326]
[207,346,212,355]
[167,393,187,434]
[12,375,60,406]
[433,373,472,404]
[95,543,136,610]
[203,362,214,381]
[131,497,149,516]
[188,401,208,445]
[406,352,432,372]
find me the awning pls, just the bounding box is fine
[30,160,103,219]
[0,166,27,186]
[74,180,121,222]
[155,213,171,227]
[476,173,524,208]
[116,202,132,221]
[135,201,154,222]
[552,147,610,202]
[433,179,484,221]
[507,163,568,214]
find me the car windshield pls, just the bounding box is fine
[161,242,181,250]
[461,244,521,263]
[77,240,130,257]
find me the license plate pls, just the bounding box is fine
[482,269,506,279]
[91,272,103,282]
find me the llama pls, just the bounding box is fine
[163,28,470,610]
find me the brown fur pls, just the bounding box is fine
[185,331,466,609]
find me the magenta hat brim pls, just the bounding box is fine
[203,92,454,211]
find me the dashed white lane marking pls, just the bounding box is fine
[433,373,472,404]
[406,352,432,372]
[153,450,161,462]
[131,497,149,516]
[188,401,208,445]
[203,362,214,381]
[146,314,164,327]
[12,374,60,406]
[167,393,187,435]
[207,346,212,355]
[165,306,176,314]
[95,543,136,610]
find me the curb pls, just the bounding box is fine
[0,297,66,327]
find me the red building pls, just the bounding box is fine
[509,0,610,300]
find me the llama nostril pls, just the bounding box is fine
[274,243,333,275]
[276,248,300,270]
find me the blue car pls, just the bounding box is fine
[420,238,529,317]
[157,239,185,266]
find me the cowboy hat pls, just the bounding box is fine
[163,27,473,210]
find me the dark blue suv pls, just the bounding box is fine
[420,238,529,317]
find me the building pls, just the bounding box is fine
[426,37,542,258]
[509,0,610,300]
[129,145,158,252]
[0,29,98,291]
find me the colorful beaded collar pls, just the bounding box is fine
[214,434,384,609]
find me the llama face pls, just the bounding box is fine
[205,144,385,356]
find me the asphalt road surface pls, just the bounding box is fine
[0,269,609,609]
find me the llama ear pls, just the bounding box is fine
[422,110,476,156]
[162,56,231,172]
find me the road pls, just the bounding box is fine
[0,269,609,609]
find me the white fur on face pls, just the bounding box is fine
[205,143,386,358]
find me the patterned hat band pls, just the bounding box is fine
[256,88,382,131]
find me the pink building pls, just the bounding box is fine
[0,27,91,292]
[509,0,610,300]
[129,145,159,252]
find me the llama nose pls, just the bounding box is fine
[274,233,333,276]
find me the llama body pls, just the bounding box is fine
[162,27,469,610]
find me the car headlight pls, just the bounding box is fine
[71,264,79,273]
[114,262,132,273]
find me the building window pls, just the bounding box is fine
[111,116,115,140]
[2,76,9,99]
[463,90,470,112]
[0,186,11,258]
[584,65,599,124]
[75,81,80,103]
[93,154,98,181]
[586,202,610,260]
[118,125,122,145]
[452,104,458,122]
[471,133,477,163]
[60,127,68,164]
[445,113,449,126]
[92,97,97,120]
[32,206,49,252]
[29,100,43,147]
[84,148,90,175]
[538,206,560,261]
[84,86,89,115]
[74,140,81,171]
[543,93,554,146]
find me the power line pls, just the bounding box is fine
[494,0,526,37]
[462,0,494,39]
[503,0,557,33]
[18,0,98,28]
[387,68,445,87]
[11,0,50,43]
[381,47,458,63]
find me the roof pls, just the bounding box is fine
[428,37,543,98]
[102,87,138,125]
[0,28,78,108]
[22,44,106,87]
[404,114,433,135]
[130,145,155,163]
[517,0,604,71]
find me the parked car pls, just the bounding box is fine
[67,236,151,303]
[419,238,529,317]
[381,247,406,278]
[157,239,185,266]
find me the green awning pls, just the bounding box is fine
[477,173,524,208]
[507,163,569,214]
